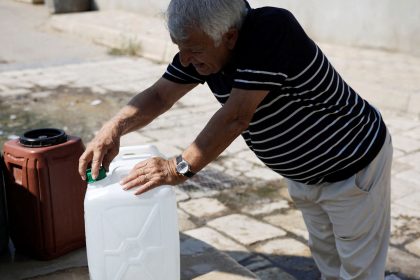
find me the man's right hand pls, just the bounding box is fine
[78,121,122,181]
[78,78,196,181]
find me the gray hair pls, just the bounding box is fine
[166,0,248,46]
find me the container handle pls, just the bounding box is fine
[108,145,166,173]
[114,145,165,161]
[3,153,28,187]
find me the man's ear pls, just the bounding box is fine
[223,28,239,50]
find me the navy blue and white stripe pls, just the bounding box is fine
[163,6,386,184]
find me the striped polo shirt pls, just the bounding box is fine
[163,7,386,184]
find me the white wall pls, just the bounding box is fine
[92,0,420,57]
[249,0,420,57]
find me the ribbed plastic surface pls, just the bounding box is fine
[2,135,86,260]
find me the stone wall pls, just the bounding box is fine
[91,0,420,57]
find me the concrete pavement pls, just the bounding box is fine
[0,0,109,71]
[47,9,420,118]
[1,49,420,280]
[1,1,420,279]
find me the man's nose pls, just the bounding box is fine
[179,50,192,67]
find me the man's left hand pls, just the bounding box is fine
[120,157,186,195]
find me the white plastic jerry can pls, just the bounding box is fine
[84,145,180,280]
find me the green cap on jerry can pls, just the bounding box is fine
[86,166,107,183]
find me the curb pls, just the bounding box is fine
[49,10,178,63]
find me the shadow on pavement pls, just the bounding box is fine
[0,232,418,280]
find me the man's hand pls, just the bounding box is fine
[78,122,121,181]
[78,78,195,181]
[120,157,186,195]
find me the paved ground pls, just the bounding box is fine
[0,0,109,71]
[1,1,420,279]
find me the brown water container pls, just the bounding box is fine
[2,128,87,260]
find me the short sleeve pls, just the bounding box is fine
[232,8,300,91]
[163,53,206,84]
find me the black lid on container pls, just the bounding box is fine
[19,128,67,147]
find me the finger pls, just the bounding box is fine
[102,148,119,172]
[120,168,144,185]
[134,181,156,195]
[102,157,112,173]
[78,150,93,180]
[122,174,147,190]
[133,160,149,170]
[91,151,105,180]
[121,167,151,188]
[119,160,149,185]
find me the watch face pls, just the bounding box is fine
[177,161,189,174]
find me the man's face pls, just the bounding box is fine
[175,28,237,76]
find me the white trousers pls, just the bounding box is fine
[287,132,393,280]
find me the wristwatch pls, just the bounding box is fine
[175,155,195,178]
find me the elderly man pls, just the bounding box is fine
[79,0,393,279]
